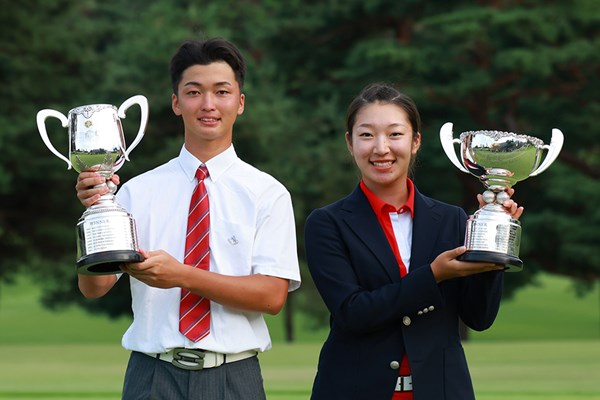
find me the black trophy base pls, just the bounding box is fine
[459,250,523,272]
[77,250,144,275]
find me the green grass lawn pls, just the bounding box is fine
[1,273,599,399]
[0,341,598,399]
[472,273,600,341]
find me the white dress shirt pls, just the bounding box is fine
[115,145,301,354]
[389,210,413,272]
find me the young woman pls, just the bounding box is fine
[304,83,523,400]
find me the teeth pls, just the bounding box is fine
[373,161,392,167]
[200,118,218,122]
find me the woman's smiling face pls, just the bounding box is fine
[346,102,420,192]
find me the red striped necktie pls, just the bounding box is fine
[179,165,211,342]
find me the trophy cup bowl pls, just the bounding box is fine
[37,95,149,275]
[440,122,564,271]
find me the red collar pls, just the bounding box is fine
[360,179,415,219]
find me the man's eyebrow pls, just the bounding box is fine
[183,81,201,88]
[183,81,233,88]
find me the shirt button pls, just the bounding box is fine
[390,361,400,370]
[428,306,435,312]
[402,316,411,326]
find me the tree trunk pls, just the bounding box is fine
[284,291,294,343]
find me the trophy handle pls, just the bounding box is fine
[118,95,149,161]
[529,128,564,177]
[36,109,72,169]
[439,122,468,173]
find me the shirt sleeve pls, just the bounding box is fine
[252,185,301,292]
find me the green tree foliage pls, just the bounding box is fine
[1,1,115,287]
[1,0,598,328]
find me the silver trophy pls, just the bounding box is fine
[439,122,564,271]
[37,95,149,275]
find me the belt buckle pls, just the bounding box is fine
[171,348,205,371]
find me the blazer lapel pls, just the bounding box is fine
[340,186,402,282]
[410,188,443,269]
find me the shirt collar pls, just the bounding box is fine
[360,178,415,218]
[178,144,237,183]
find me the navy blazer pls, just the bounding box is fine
[305,184,504,400]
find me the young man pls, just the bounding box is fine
[76,38,301,399]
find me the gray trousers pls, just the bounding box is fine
[122,351,267,400]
